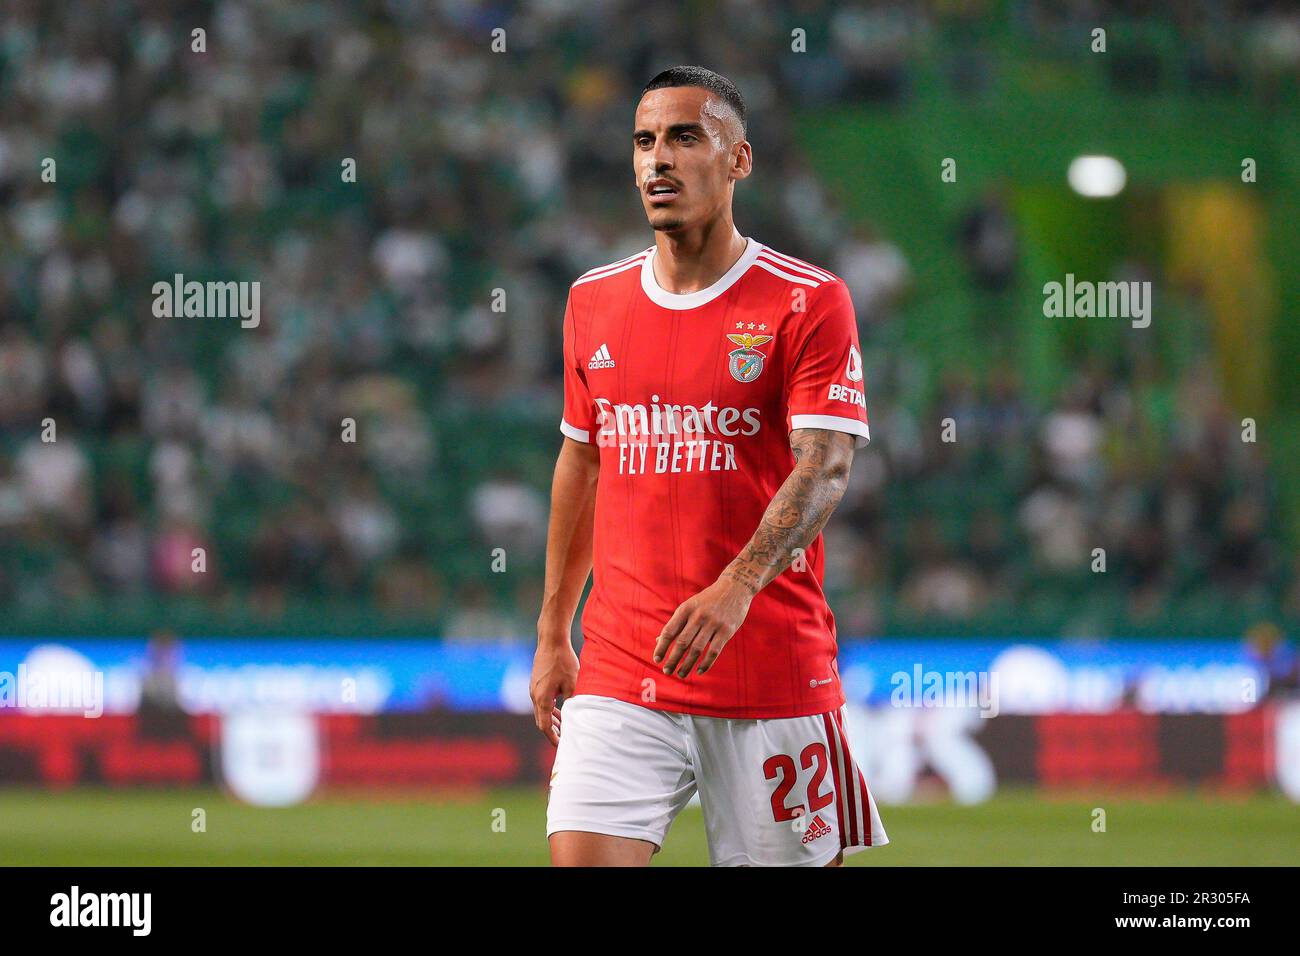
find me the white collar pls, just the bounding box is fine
[640,236,763,310]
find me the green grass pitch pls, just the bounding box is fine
[0,787,1295,866]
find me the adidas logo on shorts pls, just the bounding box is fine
[801,813,833,844]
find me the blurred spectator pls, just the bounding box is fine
[958,186,1018,292]
[443,581,521,642]
[834,224,911,328]
[470,469,548,562]
[138,629,186,739]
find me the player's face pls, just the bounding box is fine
[633,87,750,233]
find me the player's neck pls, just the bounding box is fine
[651,221,747,295]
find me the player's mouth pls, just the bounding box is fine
[645,178,681,205]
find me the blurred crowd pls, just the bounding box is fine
[0,0,1295,638]
[828,352,1293,634]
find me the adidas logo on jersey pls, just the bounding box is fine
[801,814,833,844]
[588,344,616,369]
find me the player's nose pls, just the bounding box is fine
[649,139,674,170]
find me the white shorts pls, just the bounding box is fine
[546,694,888,867]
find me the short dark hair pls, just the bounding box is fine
[642,66,746,136]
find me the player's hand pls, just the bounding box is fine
[530,630,579,747]
[653,576,754,679]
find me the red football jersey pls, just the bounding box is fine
[560,237,870,718]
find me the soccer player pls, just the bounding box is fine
[530,66,887,867]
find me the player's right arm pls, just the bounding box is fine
[531,292,599,745]
[530,436,597,745]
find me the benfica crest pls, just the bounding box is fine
[726,332,773,383]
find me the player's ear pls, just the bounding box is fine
[731,140,752,182]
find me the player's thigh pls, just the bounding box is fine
[546,695,696,864]
[548,829,657,867]
[692,709,882,867]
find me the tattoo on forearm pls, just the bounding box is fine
[723,429,854,595]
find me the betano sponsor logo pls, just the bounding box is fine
[828,383,865,407]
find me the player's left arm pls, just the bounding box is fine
[654,278,868,679]
[653,428,854,678]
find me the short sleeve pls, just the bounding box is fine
[784,280,871,448]
[560,292,596,443]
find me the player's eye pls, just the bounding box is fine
[678,133,697,144]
